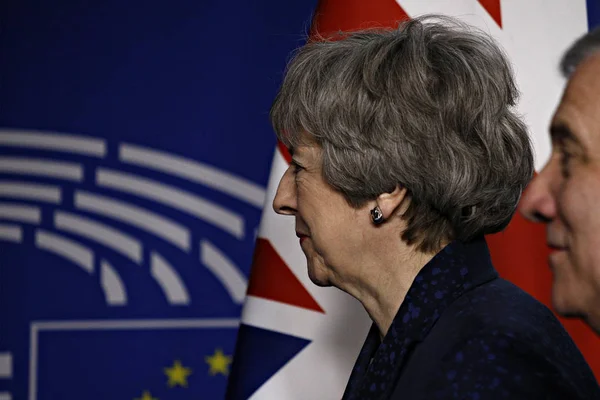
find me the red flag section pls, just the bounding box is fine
[478,0,503,27]
[311,0,408,36]
[247,238,325,313]
[277,141,292,164]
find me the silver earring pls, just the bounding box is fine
[371,206,384,225]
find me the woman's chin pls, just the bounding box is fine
[307,265,331,287]
[310,277,331,287]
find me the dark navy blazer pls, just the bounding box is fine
[342,237,600,399]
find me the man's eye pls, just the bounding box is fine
[559,147,572,178]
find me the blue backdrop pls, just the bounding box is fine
[0,1,316,399]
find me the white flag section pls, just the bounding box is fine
[242,149,371,399]
[231,1,594,399]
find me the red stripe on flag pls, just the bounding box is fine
[311,0,409,37]
[487,213,552,305]
[277,141,292,164]
[477,0,502,28]
[247,238,325,313]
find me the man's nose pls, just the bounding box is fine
[519,163,558,224]
[273,167,297,216]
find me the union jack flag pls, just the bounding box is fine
[227,1,600,399]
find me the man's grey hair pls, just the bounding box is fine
[270,15,533,253]
[561,26,600,76]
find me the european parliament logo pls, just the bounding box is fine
[0,129,265,399]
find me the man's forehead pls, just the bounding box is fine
[553,53,600,134]
[564,53,600,102]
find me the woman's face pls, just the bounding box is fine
[272,134,373,288]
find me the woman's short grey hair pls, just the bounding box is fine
[561,26,600,76]
[270,15,533,253]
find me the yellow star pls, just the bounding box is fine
[134,390,158,400]
[205,348,232,376]
[164,360,192,388]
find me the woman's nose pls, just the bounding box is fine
[273,167,297,216]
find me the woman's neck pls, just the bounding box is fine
[341,245,440,339]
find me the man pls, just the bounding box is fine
[520,27,600,333]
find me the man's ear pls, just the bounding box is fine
[376,186,409,219]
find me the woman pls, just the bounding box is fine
[270,16,600,400]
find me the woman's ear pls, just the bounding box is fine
[376,186,409,219]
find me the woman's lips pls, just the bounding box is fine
[296,232,309,244]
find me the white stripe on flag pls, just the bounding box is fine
[0,353,12,378]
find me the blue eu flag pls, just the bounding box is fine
[34,321,237,399]
[0,0,316,398]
